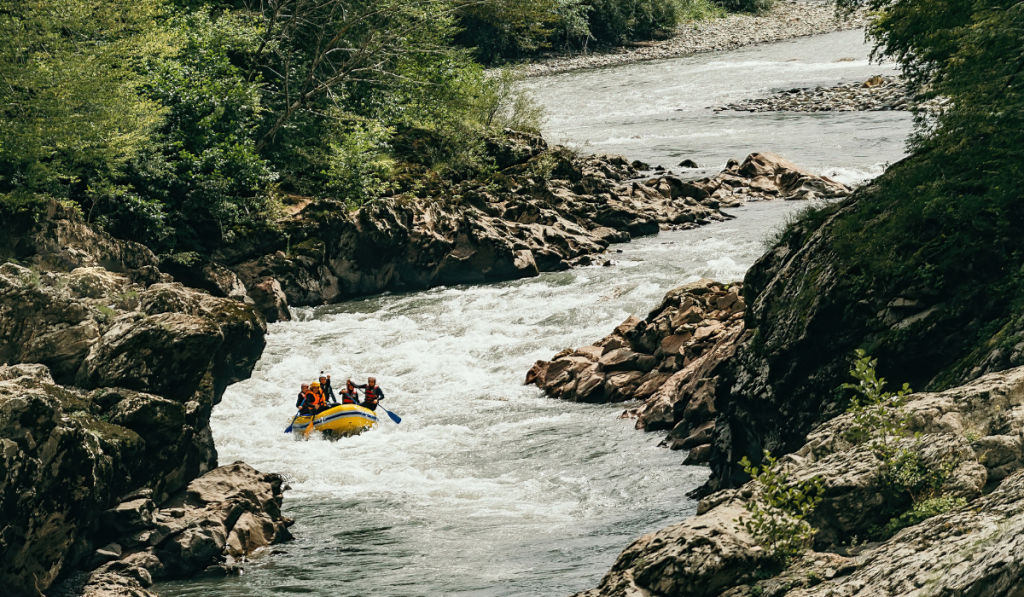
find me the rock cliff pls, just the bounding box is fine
[575,365,1024,597]
[704,182,1024,495]
[0,204,287,596]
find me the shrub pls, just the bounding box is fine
[843,351,964,539]
[880,495,967,537]
[738,451,824,565]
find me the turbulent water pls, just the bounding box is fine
[159,29,910,597]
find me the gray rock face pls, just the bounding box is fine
[704,189,1024,496]
[0,206,270,597]
[77,463,292,597]
[247,277,291,324]
[575,366,1024,597]
[527,280,747,464]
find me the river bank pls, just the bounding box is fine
[521,1,867,77]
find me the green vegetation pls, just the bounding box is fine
[454,0,725,63]
[801,0,1024,385]
[0,0,741,258]
[0,0,546,255]
[842,352,965,539]
[738,451,824,565]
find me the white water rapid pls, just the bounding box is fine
[158,29,910,597]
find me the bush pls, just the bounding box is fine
[585,0,688,44]
[880,495,967,537]
[738,451,824,565]
[843,351,965,539]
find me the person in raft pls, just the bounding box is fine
[296,383,318,415]
[354,377,384,411]
[340,380,360,405]
[318,374,338,405]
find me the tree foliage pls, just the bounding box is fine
[0,0,171,197]
[1,0,553,253]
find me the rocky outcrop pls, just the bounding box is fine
[221,138,847,320]
[527,279,748,464]
[227,141,733,313]
[0,205,275,596]
[701,183,1023,495]
[74,463,293,597]
[575,365,1024,597]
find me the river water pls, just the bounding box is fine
[159,30,911,597]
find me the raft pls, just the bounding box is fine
[286,404,378,437]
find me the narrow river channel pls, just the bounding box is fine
[158,29,911,597]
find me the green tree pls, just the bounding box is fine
[0,0,171,199]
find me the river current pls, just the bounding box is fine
[159,29,911,597]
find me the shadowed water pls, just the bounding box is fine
[157,29,908,597]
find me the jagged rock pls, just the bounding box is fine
[224,146,746,307]
[528,279,746,449]
[75,313,225,401]
[576,365,1024,597]
[0,205,270,597]
[158,257,248,301]
[703,187,1024,496]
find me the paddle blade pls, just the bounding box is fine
[284,426,292,433]
[382,407,401,424]
[303,418,315,438]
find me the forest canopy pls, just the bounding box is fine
[0,0,723,254]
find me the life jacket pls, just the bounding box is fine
[299,391,318,412]
[363,385,382,405]
[341,389,359,404]
[311,388,327,410]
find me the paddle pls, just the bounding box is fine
[377,404,401,424]
[303,413,316,438]
[284,411,300,433]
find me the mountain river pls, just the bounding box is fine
[159,29,911,597]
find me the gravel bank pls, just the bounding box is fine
[522,1,867,77]
[714,74,950,112]
[718,75,910,112]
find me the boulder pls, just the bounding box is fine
[76,313,224,401]
[577,365,1024,597]
[247,277,291,323]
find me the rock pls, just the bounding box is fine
[223,144,742,307]
[100,498,157,535]
[528,281,745,449]
[578,365,1024,597]
[75,313,225,401]
[247,277,291,323]
[683,443,712,465]
[577,496,768,597]
[0,205,270,596]
[678,159,699,168]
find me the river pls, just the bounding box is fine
[158,29,911,597]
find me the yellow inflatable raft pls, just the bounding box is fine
[286,404,378,437]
